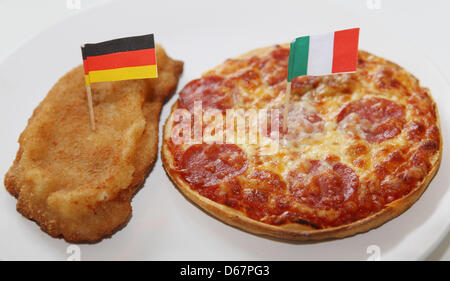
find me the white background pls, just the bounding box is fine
[0,0,448,260]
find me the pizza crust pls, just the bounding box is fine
[162,45,442,241]
[163,106,441,241]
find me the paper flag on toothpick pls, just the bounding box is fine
[287,28,360,81]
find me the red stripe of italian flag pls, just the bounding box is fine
[288,28,359,80]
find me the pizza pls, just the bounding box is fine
[161,44,442,240]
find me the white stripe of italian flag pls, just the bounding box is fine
[287,28,360,81]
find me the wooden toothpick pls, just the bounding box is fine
[85,85,95,131]
[283,81,291,133]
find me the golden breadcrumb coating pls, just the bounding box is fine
[5,45,183,242]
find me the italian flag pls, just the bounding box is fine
[287,28,360,81]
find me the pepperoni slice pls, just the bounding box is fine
[178,75,233,112]
[405,121,426,141]
[243,169,288,220]
[337,97,405,143]
[225,69,261,91]
[372,139,438,204]
[288,160,359,210]
[179,144,247,188]
[248,169,286,193]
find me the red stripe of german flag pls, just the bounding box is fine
[81,34,157,86]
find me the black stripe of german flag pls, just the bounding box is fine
[81,34,157,86]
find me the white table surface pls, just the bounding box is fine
[0,0,448,260]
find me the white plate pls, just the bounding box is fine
[0,0,449,260]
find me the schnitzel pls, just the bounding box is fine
[4,45,183,242]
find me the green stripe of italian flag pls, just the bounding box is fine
[287,28,360,81]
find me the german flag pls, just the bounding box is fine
[81,34,157,86]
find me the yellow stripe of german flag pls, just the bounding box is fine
[84,65,157,86]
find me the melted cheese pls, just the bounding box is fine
[166,47,441,227]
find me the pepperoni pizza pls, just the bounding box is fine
[162,45,442,240]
